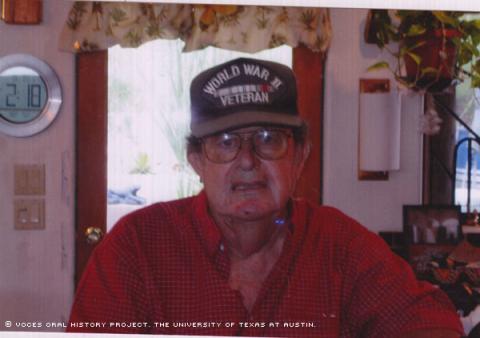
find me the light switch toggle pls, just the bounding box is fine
[18,208,28,224]
[14,199,45,230]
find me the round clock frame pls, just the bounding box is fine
[0,54,62,137]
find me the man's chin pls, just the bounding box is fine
[230,201,276,221]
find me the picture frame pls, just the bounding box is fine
[403,205,461,245]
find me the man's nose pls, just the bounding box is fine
[236,138,259,170]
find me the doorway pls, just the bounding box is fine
[75,45,325,286]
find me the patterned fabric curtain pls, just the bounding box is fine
[59,2,332,53]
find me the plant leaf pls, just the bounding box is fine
[471,75,480,89]
[471,19,480,30]
[367,61,390,71]
[404,40,427,52]
[421,67,439,76]
[432,11,458,27]
[406,24,426,37]
[406,51,422,65]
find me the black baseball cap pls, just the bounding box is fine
[189,57,304,137]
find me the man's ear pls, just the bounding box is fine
[187,150,205,178]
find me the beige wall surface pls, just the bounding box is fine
[323,8,423,233]
[0,4,425,334]
[0,1,75,332]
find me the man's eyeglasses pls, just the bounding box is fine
[201,128,293,164]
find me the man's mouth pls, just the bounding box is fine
[231,181,267,191]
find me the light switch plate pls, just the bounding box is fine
[14,164,45,195]
[14,164,29,194]
[14,198,45,230]
[28,164,45,195]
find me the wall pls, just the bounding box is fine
[323,8,424,233]
[0,1,75,331]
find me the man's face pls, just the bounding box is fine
[188,126,309,222]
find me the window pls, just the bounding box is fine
[107,39,292,230]
[454,85,480,212]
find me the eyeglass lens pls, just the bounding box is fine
[203,129,291,163]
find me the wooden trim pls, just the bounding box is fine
[75,51,108,287]
[422,132,431,205]
[293,46,325,204]
[2,0,42,24]
[422,93,456,205]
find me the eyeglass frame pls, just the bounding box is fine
[198,127,296,164]
[186,123,308,159]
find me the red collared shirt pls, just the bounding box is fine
[67,192,463,337]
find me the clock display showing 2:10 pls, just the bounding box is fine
[0,72,47,124]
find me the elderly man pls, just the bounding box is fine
[68,58,463,337]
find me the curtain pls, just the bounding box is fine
[59,2,331,53]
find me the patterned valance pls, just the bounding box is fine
[59,2,331,53]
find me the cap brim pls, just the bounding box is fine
[190,111,304,137]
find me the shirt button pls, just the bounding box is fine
[220,243,225,251]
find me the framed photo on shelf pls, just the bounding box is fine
[403,205,461,245]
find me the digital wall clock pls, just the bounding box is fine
[0,54,62,137]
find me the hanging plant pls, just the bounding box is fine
[367,10,480,92]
